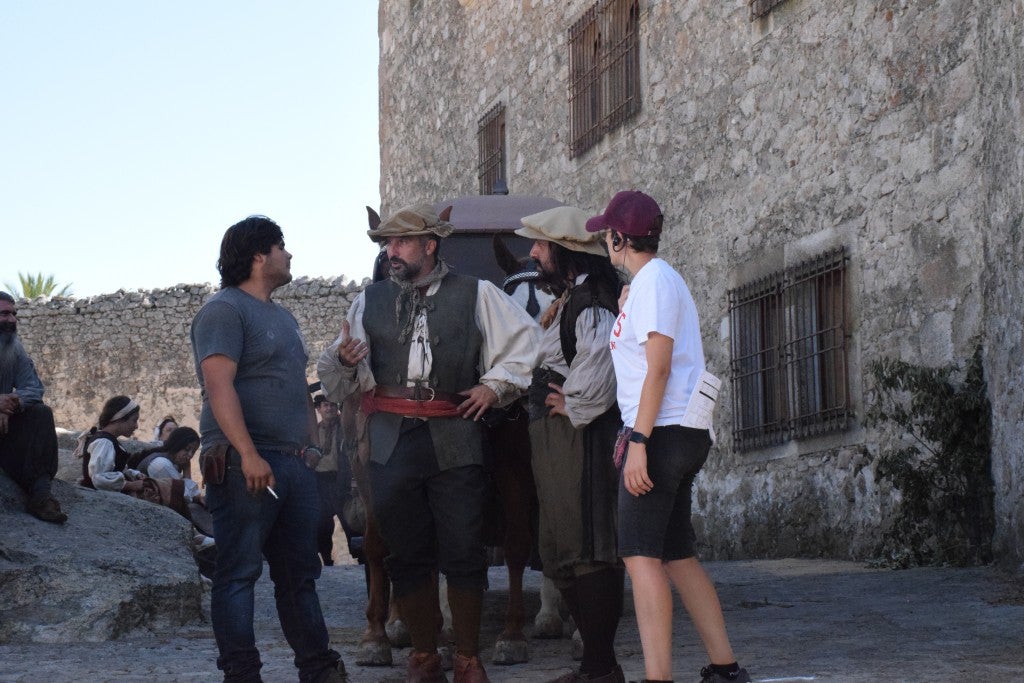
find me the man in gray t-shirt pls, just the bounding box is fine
[192,286,309,452]
[190,216,346,683]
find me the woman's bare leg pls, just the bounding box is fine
[664,557,736,665]
[623,555,674,680]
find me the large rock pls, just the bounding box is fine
[0,468,204,643]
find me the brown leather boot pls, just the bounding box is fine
[452,653,490,683]
[406,650,448,683]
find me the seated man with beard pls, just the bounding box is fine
[0,291,67,523]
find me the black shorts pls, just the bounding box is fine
[617,425,711,561]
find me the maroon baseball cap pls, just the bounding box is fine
[585,190,663,237]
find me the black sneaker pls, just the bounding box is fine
[699,666,751,683]
[26,494,67,524]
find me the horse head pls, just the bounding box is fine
[492,234,555,321]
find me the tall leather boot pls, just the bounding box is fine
[398,579,447,683]
[447,585,490,683]
[573,566,625,679]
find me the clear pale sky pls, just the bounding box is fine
[1,1,381,298]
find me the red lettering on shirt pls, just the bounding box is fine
[612,311,625,338]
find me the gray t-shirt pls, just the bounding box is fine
[190,287,310,451]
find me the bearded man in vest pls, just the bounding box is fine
[318,203,540,683]
[515,207,626,683]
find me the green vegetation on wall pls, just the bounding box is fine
[867,347,994,567]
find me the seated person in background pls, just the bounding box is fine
[0,291,67,524]
[133,426,203,504]
[79,395,190,519]
[133,425,215,558]
[153,415,178,443]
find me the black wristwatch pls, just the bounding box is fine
[628,430,649,445]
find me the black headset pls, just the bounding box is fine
[610,231,623,248]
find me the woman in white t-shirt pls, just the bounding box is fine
[586,191,749,683]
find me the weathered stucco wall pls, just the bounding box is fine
[15,278,364,434]
[378,0,1023,562]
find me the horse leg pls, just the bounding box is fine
[534,575,566,639]
[489,414,533,665]
[356,493,394,665]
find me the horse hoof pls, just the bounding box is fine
[571,629,583,661]
[438,643,454,671]
[386,619,411,648]
[492,637,529,665]
[532,612,564,639]
[355,640,393,666]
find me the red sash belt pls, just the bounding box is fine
[361,385,466,419]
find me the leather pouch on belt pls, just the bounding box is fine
[199,442,230,485]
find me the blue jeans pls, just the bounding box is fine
[207,448,341,682]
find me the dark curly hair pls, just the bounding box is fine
[217,215,284,288]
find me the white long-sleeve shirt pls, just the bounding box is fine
[536,275,618,428]
[318,278,542,406]
[146,455,202,502]
[87,438,141,492]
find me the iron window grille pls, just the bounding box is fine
[728,247,851,451]
[568,0,641,159]
[477,103,506,195]
[750,0,788,20]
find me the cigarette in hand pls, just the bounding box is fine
[266,486,279,500]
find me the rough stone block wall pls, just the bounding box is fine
[15,277,364,434]
[377,0,1023,562]
[978,1,1024,568]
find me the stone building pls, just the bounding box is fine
[376,0,1024,565]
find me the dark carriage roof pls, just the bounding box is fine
[434,195,564,234]
[430,194,565,286]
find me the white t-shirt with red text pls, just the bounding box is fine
[609,258,706,428]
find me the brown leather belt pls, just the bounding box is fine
[373,385,466,405]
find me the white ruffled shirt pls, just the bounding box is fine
[318,278,541,406]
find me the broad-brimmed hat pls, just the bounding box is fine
[515,206,606,256]
[367,203,455,242]
[585,190,663,237]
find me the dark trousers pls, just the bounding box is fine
[0,403,58,495]
[368,419,487,597]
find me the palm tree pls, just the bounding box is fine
[3,272,73,298]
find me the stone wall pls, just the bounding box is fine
[377,0,1023,562]
[978,1,1024,567]
[15,277,365,434]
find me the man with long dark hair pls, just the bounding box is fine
[191,216,346,683]
[0,291,66,524]
[515,207,625,683]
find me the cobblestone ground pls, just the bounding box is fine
[1,559,1021,682]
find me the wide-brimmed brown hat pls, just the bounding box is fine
[367,203,455,242]
[515,206,606,256]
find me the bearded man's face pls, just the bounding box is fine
[0,301,17,342]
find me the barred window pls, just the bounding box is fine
[568,0,641,159]
[728,248,851,451]
[477,103,506,195]
[750,0,788,20]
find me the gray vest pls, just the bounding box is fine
[363,273,485,469]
